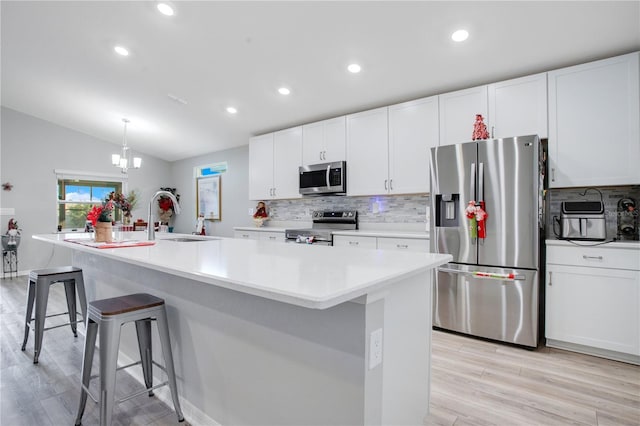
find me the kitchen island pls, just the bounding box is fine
[33,232,451,426]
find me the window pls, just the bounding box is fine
[56,171,125,230]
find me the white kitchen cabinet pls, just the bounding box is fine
[547,52,640,188]
[488,73,547,139]
[234,230,260,240]
[333,234,429,253]
[333,235,377,250]
[388,96,439,194]
[545,242,640,364]
[259,231,285,243]
[346,107,389,196]
[248,127,302,200]
[376,237,429,253]
[302,116,346,165]
[439,85,488,146]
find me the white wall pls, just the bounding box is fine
[170,145,255,237]
[0,107,172,272]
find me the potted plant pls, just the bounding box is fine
[87,200,114,242]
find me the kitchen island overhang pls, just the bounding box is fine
[33,233,451,426]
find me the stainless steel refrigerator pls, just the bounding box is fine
[429,135,543,347]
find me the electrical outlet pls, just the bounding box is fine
[248,208,254,216]
[369,328,383,370]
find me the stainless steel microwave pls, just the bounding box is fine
[299,161,346,195]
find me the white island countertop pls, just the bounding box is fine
[34,232,451,310]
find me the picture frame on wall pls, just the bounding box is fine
[196,175,221,220]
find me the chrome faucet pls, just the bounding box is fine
[148,190,181,240]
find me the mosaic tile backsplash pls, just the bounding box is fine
[265,194,430,223]
[545,186,640,240]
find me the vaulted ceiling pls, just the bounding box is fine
[2,1,638,161]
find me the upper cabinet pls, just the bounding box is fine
[488,73,548,139]
[548,52,640,188]
[346,107,389,196]
[388,96,439,194]
[302,116,346,165]
[438,85,488,146]
[248,127,302,200]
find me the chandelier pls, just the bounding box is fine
[111,118,141,173]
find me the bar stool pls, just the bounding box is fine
[74,293,185,426]
[21,266,87,364]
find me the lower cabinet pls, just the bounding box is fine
[333,235,429,252]
[234,230,285,242]
[545,243,640,363]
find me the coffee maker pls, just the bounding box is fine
[617,197,639,240]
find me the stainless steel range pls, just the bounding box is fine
[285,210,357,246]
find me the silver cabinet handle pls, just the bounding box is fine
[349,241,359,246]
[583,255,603,260]
[491,126,495,139]
[549,271,552,286]
[396,244,408,249]
[242,234,250,238]
[551,168,555,182]
[268,236,276,240]
[319,152,323,160]
[389,179,393,191]
[384,179,388,190]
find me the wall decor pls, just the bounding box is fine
[197,175,221,220]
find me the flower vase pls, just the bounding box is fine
[94,222,113,243]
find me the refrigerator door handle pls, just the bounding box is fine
[478,162,484,202]
[438,267,525,282]
[470,162,476,202]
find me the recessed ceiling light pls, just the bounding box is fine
[226,107,237,114]
[278,87,291,95]
[451,29,469,42]
[157,3,174,16]
[114,45,129,56]
[347,63,361,73]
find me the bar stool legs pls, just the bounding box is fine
[75,294,184,426]
[21,267,87,364]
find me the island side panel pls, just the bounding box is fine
[73,251,371,425]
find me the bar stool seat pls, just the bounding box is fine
[75,293,184,426]
[21,266,87,364]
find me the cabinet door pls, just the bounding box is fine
[545,264,640,356]
[439,85,488,146]
[273,127,303,199]
[376,237,429,252]
[488,73,548,139]
[388,96,439,194]
[333,235,377,249]
[346,107,389,196]
[259,231,284,243]
[322,116,346,163]
[302,121,325,165]
[548,52,640,187]
[234,230,260,240]
[249,134,274,200]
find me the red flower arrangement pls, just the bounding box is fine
[86,201,114,226]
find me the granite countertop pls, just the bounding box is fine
[33,232,451,310]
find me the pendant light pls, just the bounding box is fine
[111,118,142,173]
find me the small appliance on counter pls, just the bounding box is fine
[559,201,606,241]
[617,197,639,241]
[285,210,357,246]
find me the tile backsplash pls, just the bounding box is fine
[265,194,430,223]
[545,185,640,240]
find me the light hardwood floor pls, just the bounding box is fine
[1,276,639,426]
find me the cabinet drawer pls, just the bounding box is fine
[377,237,429,252]
[260,231,284,243]
[234,230,260,240]
[547,245,640,271]
[333,235,377,249]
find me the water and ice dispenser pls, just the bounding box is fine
[435,194,459,227]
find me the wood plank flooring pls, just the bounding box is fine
[2,276,639,425]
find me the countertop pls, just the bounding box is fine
[234,226,429,239]
[546,238,640,250]
[33,232,451,310]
